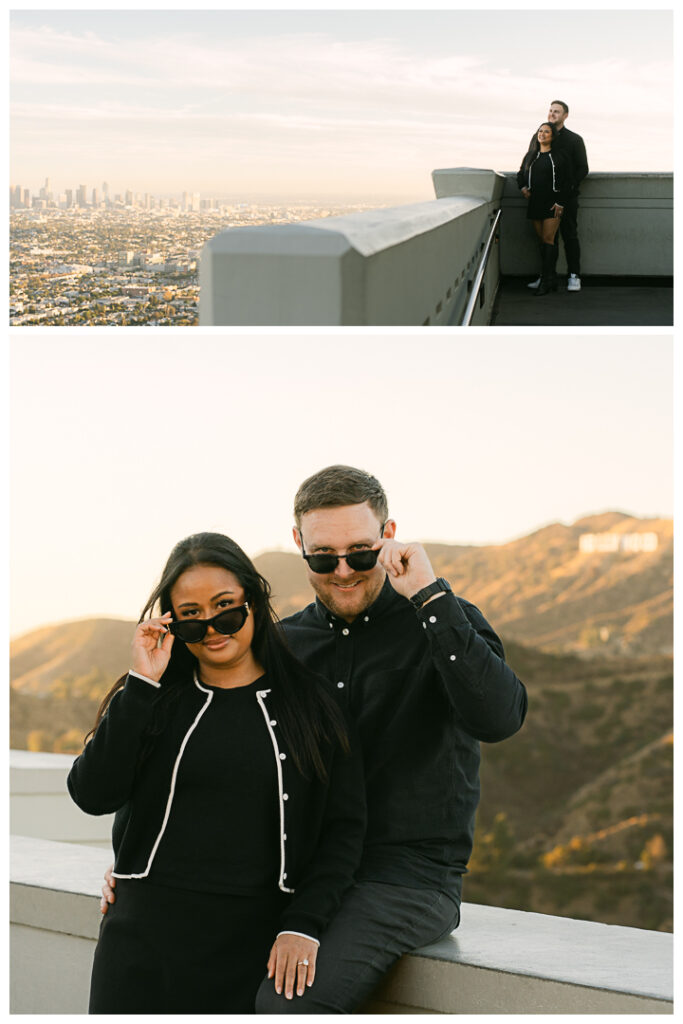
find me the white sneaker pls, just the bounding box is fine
[527,277,541,289]
[567,274,581,292]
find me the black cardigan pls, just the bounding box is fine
[67,671,366,940]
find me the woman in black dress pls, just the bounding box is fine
[517,122,569,295]
[68,532,365,1014]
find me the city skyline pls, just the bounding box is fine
[10,10,673,200]
[10,335,673,638]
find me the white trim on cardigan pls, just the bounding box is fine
[112,672,214,880]
[128,669,162,688]
[256,688,295,894]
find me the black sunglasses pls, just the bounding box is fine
[300,525,385,575]
[168,603,250,644]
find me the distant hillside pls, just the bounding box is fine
[10,618,133,698]
[253,512,673,656]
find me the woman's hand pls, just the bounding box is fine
[552,203,564,218]
[130,612,174,682]
[521,187,531,199]
[101,863,116,915]
[267,933,319,999]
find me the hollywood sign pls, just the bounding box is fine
[579,532,658,554]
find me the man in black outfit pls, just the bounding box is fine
[101,465,528,1012]
[529,100,589,292]
[253,465,527,1011]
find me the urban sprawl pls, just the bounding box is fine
[10,179,372,326]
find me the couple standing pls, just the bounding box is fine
[517,100,589,296]
[69,464,528,1014]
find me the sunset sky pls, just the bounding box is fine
[10,334,673,637]
[10,9,673,201]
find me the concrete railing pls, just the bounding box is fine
[10,835,673,1014]
[199,169,504,325]
[494,171,673,277]
[199,168,671,325]
[9,752,674,1015]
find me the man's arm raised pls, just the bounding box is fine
[376,538,527,742]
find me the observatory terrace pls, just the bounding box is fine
[199,169,672,327]
[10,750,673,1014]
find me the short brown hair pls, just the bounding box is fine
[294,465,388,526]
[551,99,569,114]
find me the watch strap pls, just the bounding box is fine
[409,577,452,609]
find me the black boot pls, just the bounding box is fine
[534,244,558,296]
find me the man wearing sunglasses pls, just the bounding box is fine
[254,464,528,1012]
[101,464,527,1012]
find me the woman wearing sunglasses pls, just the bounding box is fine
[67,532,365,1014]
[517,121,569,295]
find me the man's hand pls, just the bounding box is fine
[375,539,438,601]
[101,863,116,915]
[521,187,531,199]
[267,933,319,999]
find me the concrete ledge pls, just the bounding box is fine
[199,197,498,325]
[365,903,672,1013]
[10,836,673,1014]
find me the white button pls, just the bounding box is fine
[363,616,369,622]
[422,622,426,629]
[342,628,350,636]
[279,752,286,760]
[283,873,287,879]
[329,622,334,629]
[270,720,277,726]
[337,681,345,689]
[429,615,437,623]
[450,655,456,661]
[283,793,289,800]
[283,833,287,840]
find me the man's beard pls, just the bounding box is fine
[308,569,386,621]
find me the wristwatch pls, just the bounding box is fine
[409,577,452,609]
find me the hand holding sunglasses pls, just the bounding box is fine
[131,612,175,682]
[376,539,442,602]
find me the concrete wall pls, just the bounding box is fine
[10,835,672,1015]
[200,170,505,326]
[10,749,114,847]
[494,171,673,276]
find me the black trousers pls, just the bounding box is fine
[89,879,289,1014]
[254,880,461,1014]
[556,192,581,275]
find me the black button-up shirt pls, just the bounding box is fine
[282,578,527,894]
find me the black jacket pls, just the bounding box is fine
[67,671,366,940]
[525,126,589,193]
[516,149,570,208]
[281,581,527,892]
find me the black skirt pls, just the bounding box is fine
[89,879,290,1014]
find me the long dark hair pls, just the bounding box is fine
[521,121,557,175]
[89,532,348,780]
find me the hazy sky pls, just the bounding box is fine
[10,334,672,637]
[10,9,673,201]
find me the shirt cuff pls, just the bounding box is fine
[276,931,320,946]
[128,669,161,689]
